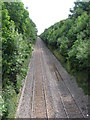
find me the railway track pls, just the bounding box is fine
[16,37,88,118]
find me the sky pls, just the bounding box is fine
[22,0,76,35]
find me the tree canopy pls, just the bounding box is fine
[40,1,89,71]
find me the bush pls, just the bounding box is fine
[57,36,69,56]
[68,36,88,70]
[0,95,6,117]
[2,84,17,118]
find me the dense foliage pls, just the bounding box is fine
[1,2,37,118]
[40,2,89,94]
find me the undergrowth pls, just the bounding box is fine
[48,45,88,95]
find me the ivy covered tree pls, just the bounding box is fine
[2,2,37,86]
[2,2,37,118]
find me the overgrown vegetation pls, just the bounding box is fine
[40,1,89,95]
[1,1,37,118]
